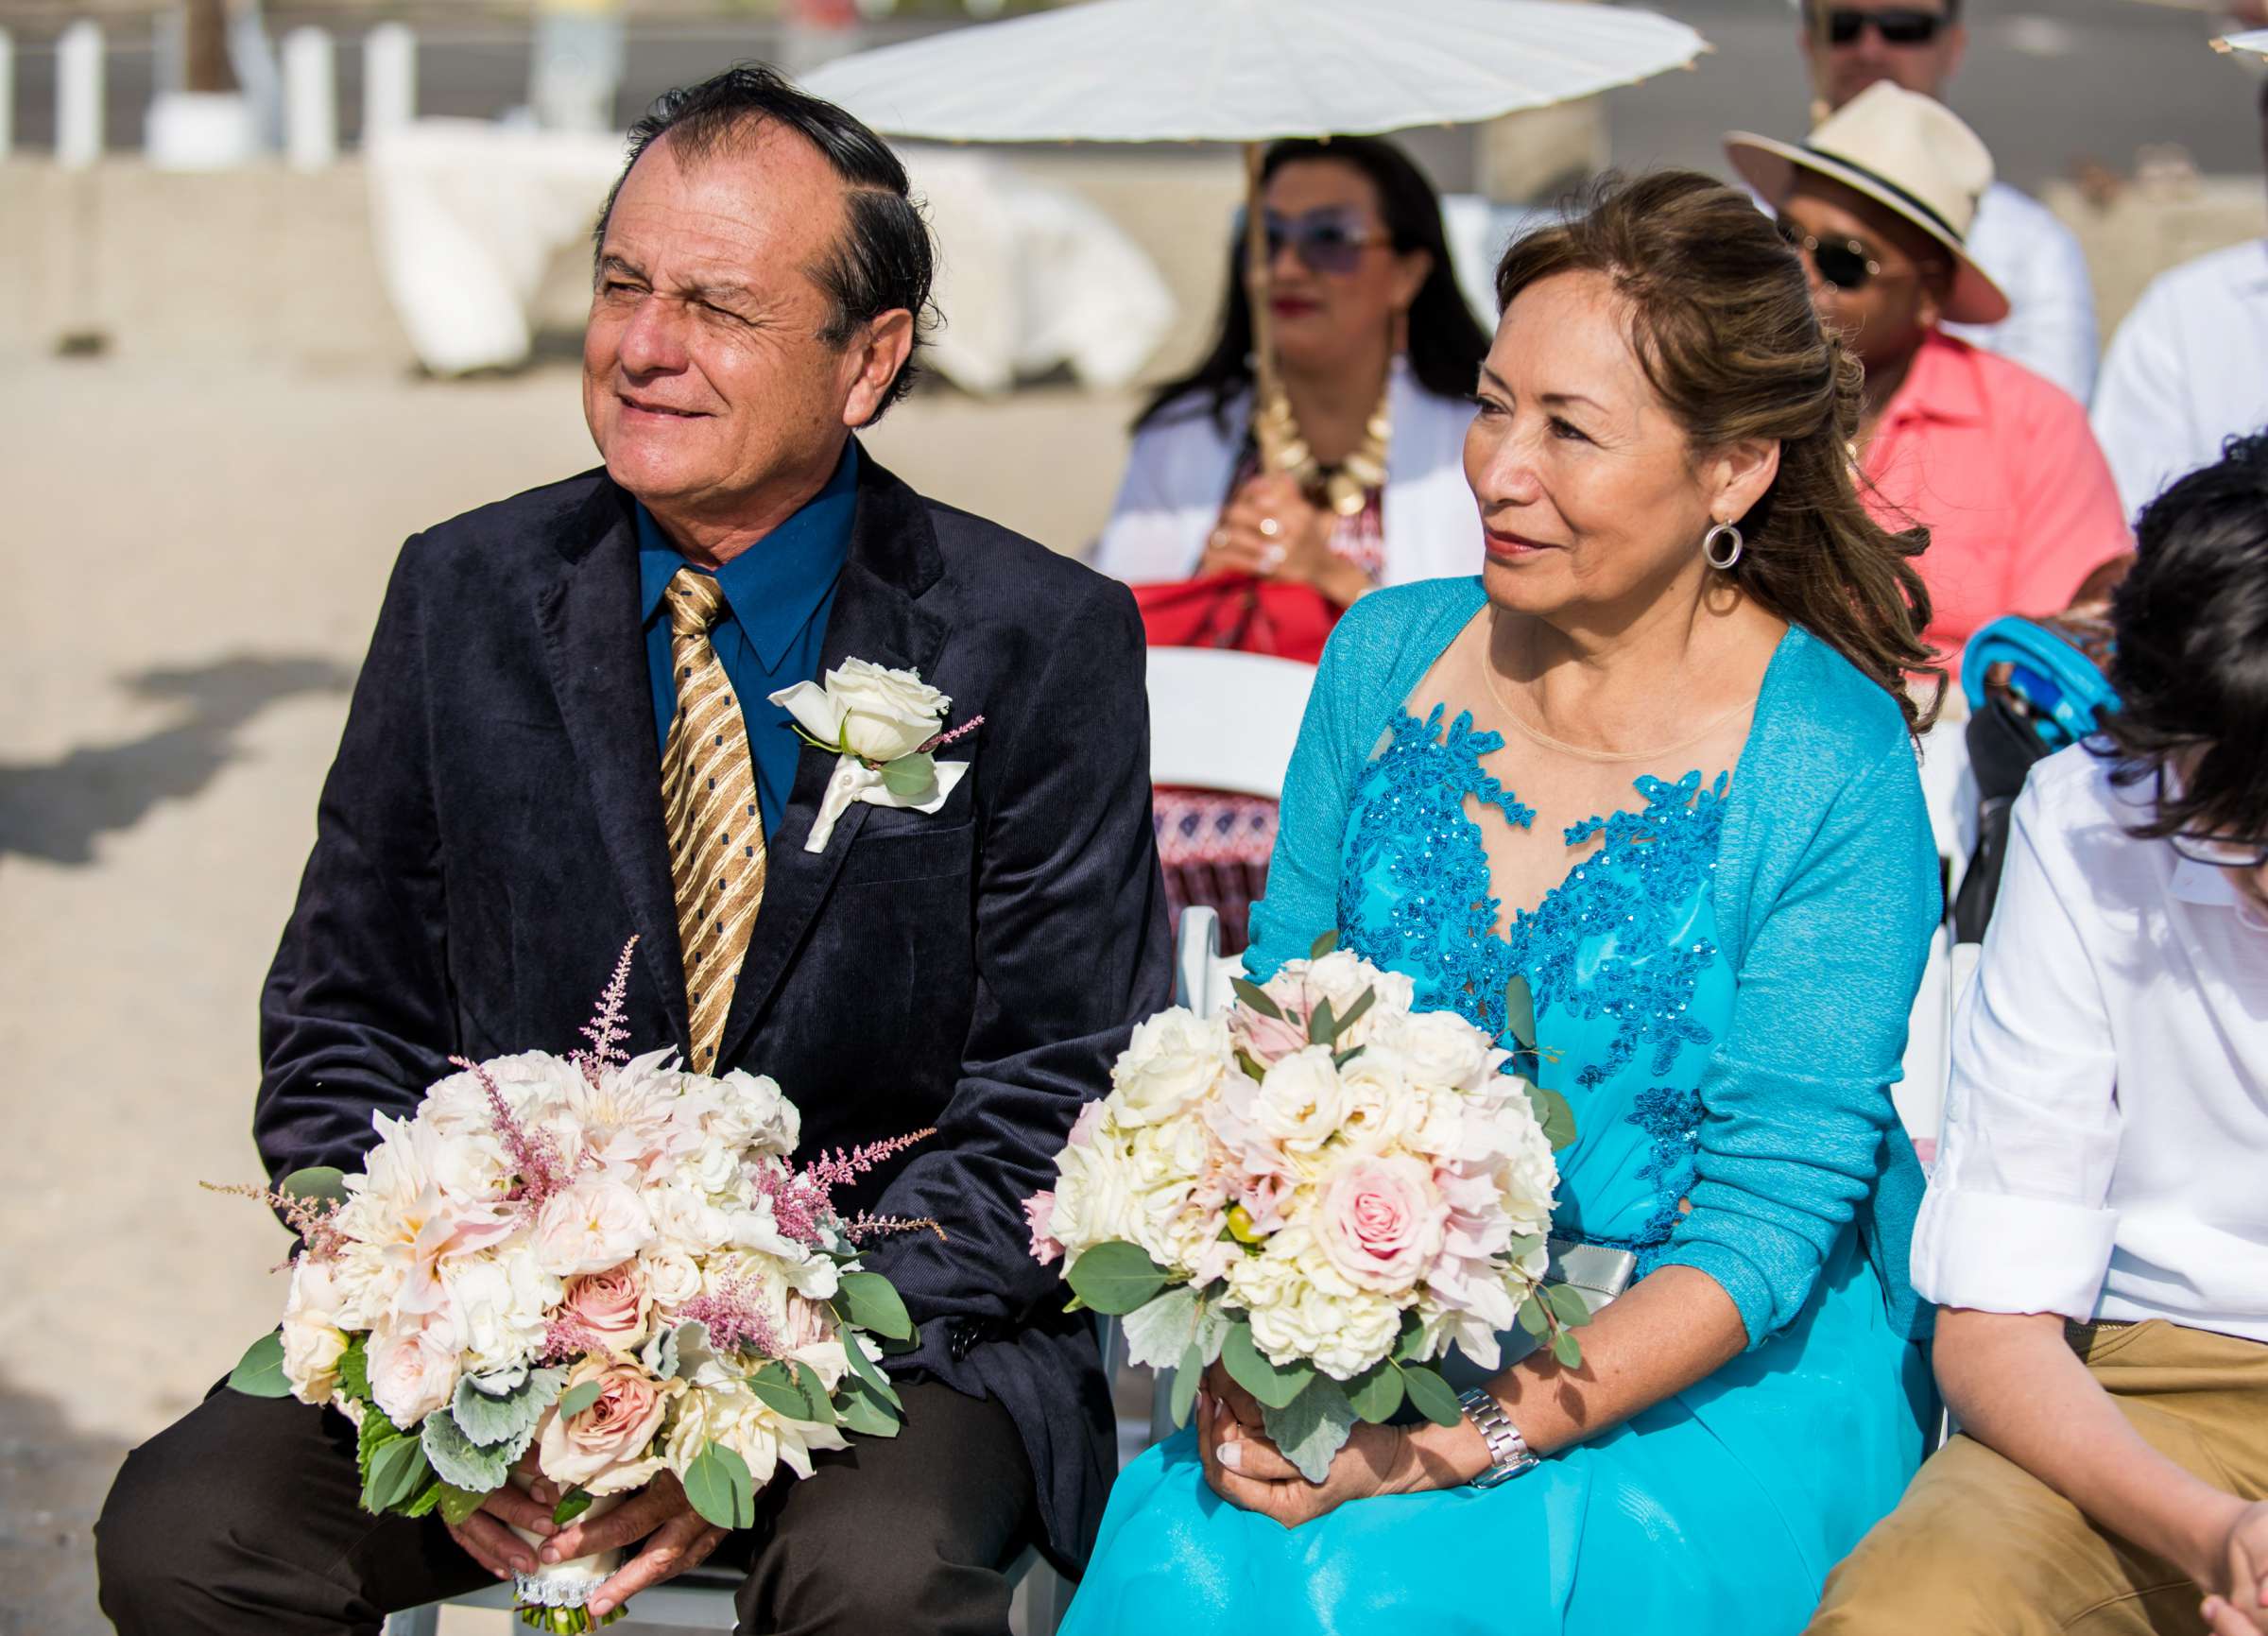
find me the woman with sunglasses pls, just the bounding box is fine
[1810,431,2268,1636]
[1094,136,1487,951]
[1729,83,2131,678]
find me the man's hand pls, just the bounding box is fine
[442,1465,559,1580]
[2199,1500,2268,1635]
[541,1471,728,1621]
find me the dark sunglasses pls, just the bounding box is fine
[1263,209,1388,276]
[1816,7,1950,46]
[1775,215,1888,291]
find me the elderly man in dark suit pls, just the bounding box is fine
[95,65,1171,1636]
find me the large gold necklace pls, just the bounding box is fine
[1251,374,1393,518]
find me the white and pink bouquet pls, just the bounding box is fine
[1022,936,1583,1481]
[216,944,932,1632]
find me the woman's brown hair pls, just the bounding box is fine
[1494,169,1942,733]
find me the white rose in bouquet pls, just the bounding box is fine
[1112,1009,1231,1127]
[1253,1045,1346,1155]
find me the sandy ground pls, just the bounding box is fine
[0,355,1137,1635]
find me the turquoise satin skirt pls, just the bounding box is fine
[1060,1232,1930,1636]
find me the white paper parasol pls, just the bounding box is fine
[801,0,1705,462]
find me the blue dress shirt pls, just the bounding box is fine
[638,442,858,838]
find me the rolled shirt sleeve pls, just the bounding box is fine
[1911,773,2122,1318]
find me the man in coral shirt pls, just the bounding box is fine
[1731,85,2131,675]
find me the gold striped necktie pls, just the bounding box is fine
[660,567,767,1071]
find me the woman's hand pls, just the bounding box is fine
[2196,1498,2268,1634]
[1194,1362,1470,1528]
[1198,474,1371,607]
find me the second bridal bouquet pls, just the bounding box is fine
[1023,937,1583,1481]
[216,943,933,1632]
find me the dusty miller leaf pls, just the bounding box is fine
[1259,1377,1357,1484]
[450,1366,566,1449]
[420,1409,511,1493]
[1121,1284,1200,1372]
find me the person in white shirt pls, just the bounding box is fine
[2091,80,2268,519]
[1808,432,2268,1636]
[1798,0,2100,402]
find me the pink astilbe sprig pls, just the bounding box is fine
[842,1211,947,1244]
[803,1129,936,1193]
[454,1055,572,1208]
[570,936,640,1090]
[200,1180,348,1266]
[540,1310,614,1366]
[914,715,984,756]
[750,1129,938,1248]
[679,1274,783,1359]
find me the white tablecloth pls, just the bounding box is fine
[366,118,1177,388]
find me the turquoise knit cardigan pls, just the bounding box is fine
[1246,577,1940,1347]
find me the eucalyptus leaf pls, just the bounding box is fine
[1516,1294,1550,1337]
[279,1165,350,1211]
[1389,1311,1429,1365]
[880,751,936,800]
[1120,1284,1200,1371]
[1526,1084,1578,1151]
[1398,1364,1464,1428]
[1260,1376,1358,1483]
[1346,1363,1406,1425]
[437,1482,489,1528]
[749,1361,834,1424]
[450,1366,567,1449]
[683,1441,757,1531]
[362,1430,433,1515]
[556,1380,603,1421]
[1065,1242,1173,1317]
[419,1410,510,1494]
[1332,1044,1367,1070]
[1551,1329,1584,1369]
[227,1331,290,1399]
[834,1373,902,1438]
[1543,1283,1594,1329]
[1170,1340,1203,1429]
[1306,998,1338,1047]
[1228,976,1283,1021]
[1308,929,1339,960]
[1335,988,1377,1037]
[1234,1049,1267,1083]
[1220,1321,1314,1411]
[833,1271,915,1341]
[841,1335,902,1411]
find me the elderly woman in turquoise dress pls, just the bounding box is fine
[1061,170,1948,1636]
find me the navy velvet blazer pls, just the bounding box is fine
[253,451,1174,1568]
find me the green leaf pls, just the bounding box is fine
[279,1164,351,1211]
[1346,1362,1406,1424]
[748,1361,834,1424]
[1398,1364,1464,1428]
[1228,976,1284,1021]
[336,1335,371,1404]
[880,751,936,799]
[833,1271,915,1341]
[437,1482,489,1527]
[1308,928,1339,960]
[419,1409,510,1493]
[1503,976,1538,1052]
[1332,1044,1367,1070]
[839,1335,902,1412]
[1120,1284,1200,1371]
[400,1478,443,1520]
[1505,1232,1545,1263]
[1235,1049,1267,1083]
[1389,1310,1429,1365]
[1335,987,1377,1038]
[1065,1242,1174,1317]
[1516,1294,1550,1337]
[1169,1340,1203,1429]
[1551,1328,1584,1369]
[556,1380,602,1421]
[1526,1083,1578,1151]
[553,1490,594,1526]
[1220,1320,1314,1411]
[450,1366,567,1449]
[362,1429,432,1514]
[1544,1282,1594,1329]
[683,1441,758,1531]
[227,1331,291,1398]
[834,1372,903,1438]
[1260,1376,1358,1483]
[1306,997,1338,1047]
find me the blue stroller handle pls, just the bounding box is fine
[1960,616,2121,750]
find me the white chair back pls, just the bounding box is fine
[1144,646,1314,800]
[1173,904,1242,1021]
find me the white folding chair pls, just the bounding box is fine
[1143,646,1314,801]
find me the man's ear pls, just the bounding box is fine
[842,309,916,429]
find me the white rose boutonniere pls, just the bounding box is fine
[768,659,982,853]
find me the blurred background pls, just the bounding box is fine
[0,1,2260,1631]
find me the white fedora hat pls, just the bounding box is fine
[1726,81,2010,325]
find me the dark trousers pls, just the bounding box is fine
[96,1376,1038,1636]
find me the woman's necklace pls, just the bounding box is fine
[1252,373,1392,517]
[1481,651,1754,765]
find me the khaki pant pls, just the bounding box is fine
[1811,1319,2268,1636]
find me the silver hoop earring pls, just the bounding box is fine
[1702,521,1744,572]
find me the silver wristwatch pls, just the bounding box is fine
[1457,1386,1538,1489]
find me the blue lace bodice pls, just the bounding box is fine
[1337,705,1738,1263]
